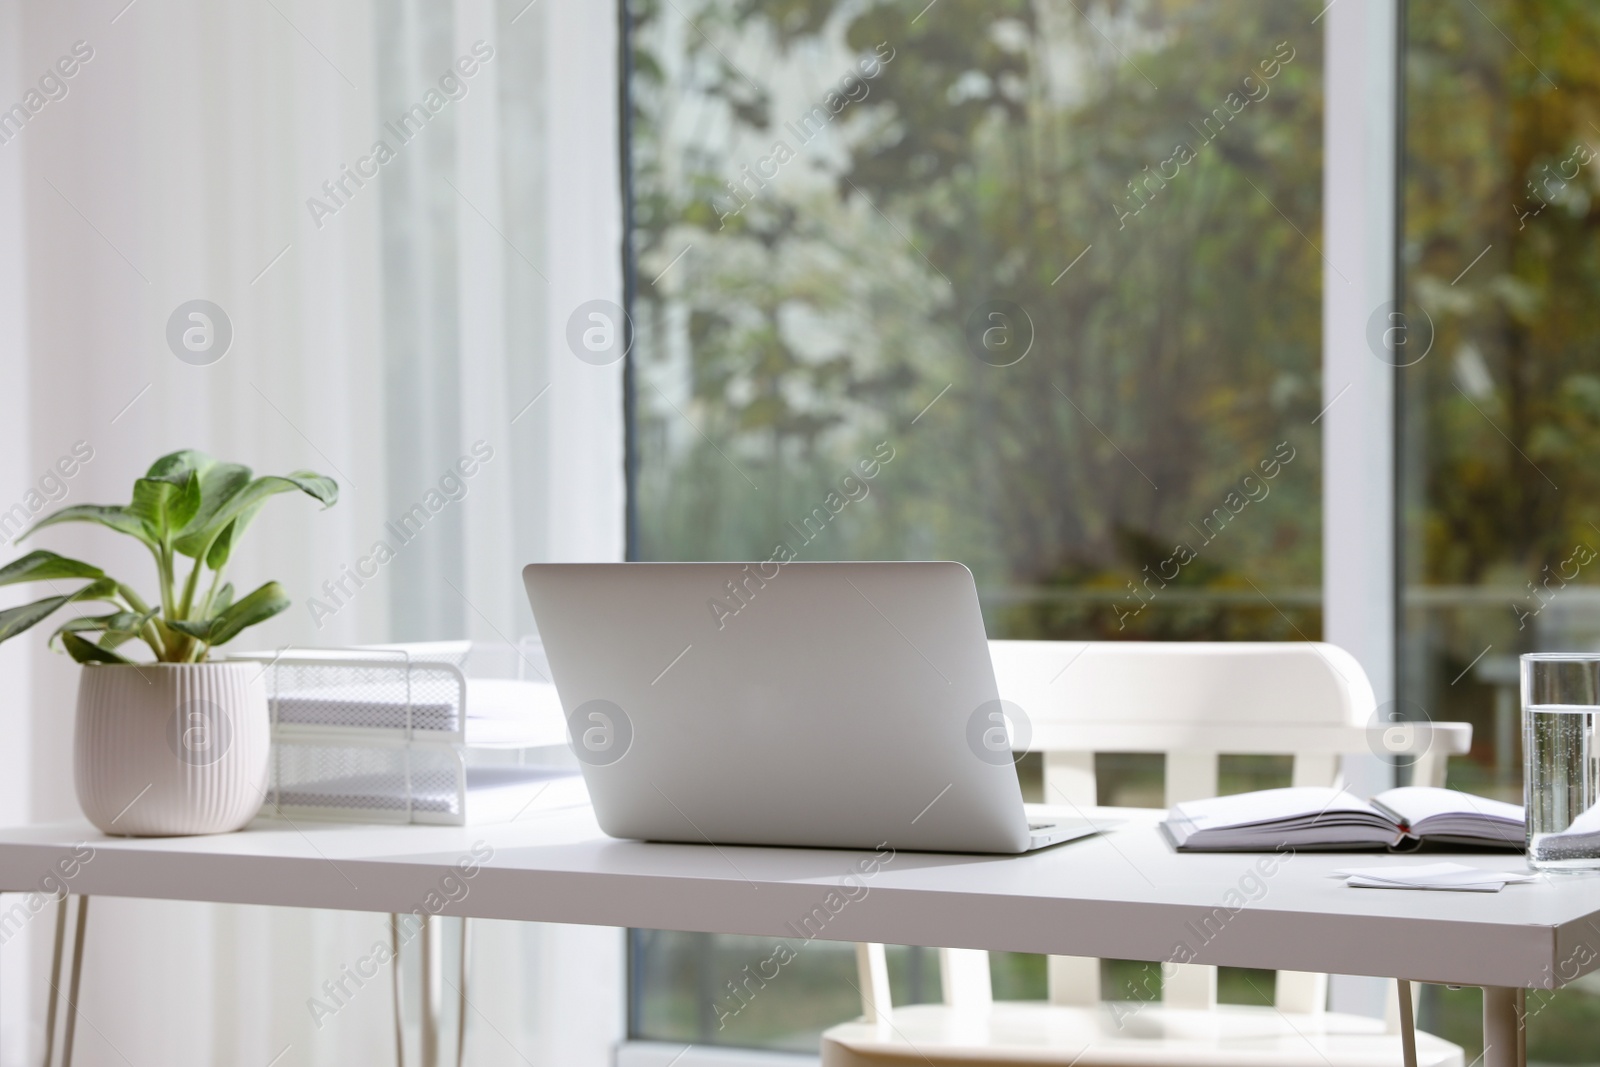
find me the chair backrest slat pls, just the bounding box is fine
[1161,751,1224,1009]
[940,948,994,1009]
[1292,752,1342,789]
[1048,954,1099,1006]
[1277,735,1343,1012]
[1042,750,1095,807]
[1164,751,1219,806]
[855,942,893,1024]
[1041,750,1101,1004]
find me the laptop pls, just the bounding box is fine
[521,561,1099,854]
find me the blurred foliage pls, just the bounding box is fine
[1404,1,1600,1060]
[631,0,1324,641]
[1404,0,1600,591]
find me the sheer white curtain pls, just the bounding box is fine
[0,0,625,1063]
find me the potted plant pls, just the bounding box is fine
[0,450,337,836]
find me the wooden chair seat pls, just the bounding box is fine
[822,1000,1465,1067]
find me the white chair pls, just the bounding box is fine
[822,640,1473,1067]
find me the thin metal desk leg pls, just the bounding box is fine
[456,917,469,1067]
[391,915,406,1067]
[1396,979,1417,1067]
[1482,986,1526,1067]
[421,914,441,1067]
[61,896,89,1067]
[42,896,68,1067]
[387,912,461,1067]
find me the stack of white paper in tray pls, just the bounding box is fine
[230,640,586,826]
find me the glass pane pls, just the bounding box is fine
[628,0,1325,1050]
[1402,2,1600,1061]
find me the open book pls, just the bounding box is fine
[1162,786,1524,852]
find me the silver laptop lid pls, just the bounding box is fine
[522,561,1032,853]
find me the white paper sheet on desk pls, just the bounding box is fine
[1334,861,1538,892]
[1346,876,1505,892]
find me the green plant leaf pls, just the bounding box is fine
[174,471,338,570]
[217,473,339,528]
[68,577,118,602]
[102,626,147,651]
[54,610,156,652]
[165,618,214,640]
[55,613,118,633]
[130,450,216,539]
[145,450,215,483]
[211,582,234,615]
[0,577,118,643]
[55,611,142,633]
[203,580,290,647]
[204,522,239,570]
[20,505,156,548]
[0,550,104,586]
[129,471,204,540]
[171,473,205,531]
[0,597,80,643]
[172,463,252,558]
[61,630,135,665]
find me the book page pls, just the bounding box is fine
[1373,787,1522,828]
[1172,786,1377,830]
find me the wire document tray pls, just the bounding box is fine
[230,640,582,825]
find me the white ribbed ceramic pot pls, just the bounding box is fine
[74,662,269,836]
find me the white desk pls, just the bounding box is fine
[2,806,1594,1067]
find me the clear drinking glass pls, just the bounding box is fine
[1522,653,1600,870]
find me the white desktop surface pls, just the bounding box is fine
[0,805,1595,991]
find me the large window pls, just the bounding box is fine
[629,0,1324,641]
[625,0,1326,1052]
[1401,1,1600,1059]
